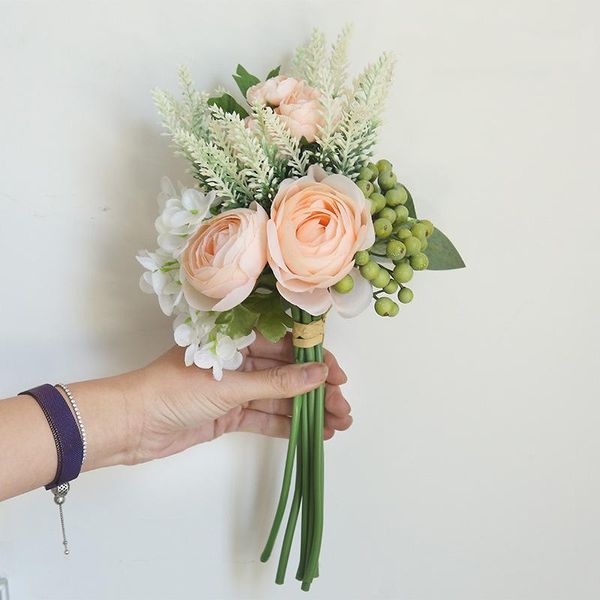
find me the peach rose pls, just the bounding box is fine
[246,75,300,107]
[276,82,322,142]
[246,75,323,143]
[267,165,375,317]
[181,203,268,312]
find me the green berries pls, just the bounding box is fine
[358,166,374,181]
[359,260,380,281]
[395,227,412,241]
[410,252,429,271]
[385,185,408,207]
[403,236,422,257]
[378,170,397,192]
[386,239,406,260]
[383,279,399,294]
[420,219,434,237]
[357,179,374,197]
[398,287,414,304]
[377,207,397,224]
[355,158,437,318]
[410,222,428,241]
[376,159,393,172]
[372,268,391,289]
[394,205,409,223]
[393,262,414,284]
[354,250,370,266]
[375,297,398,317]
[374,218,393,238]
[333,274,355,294]
[369,193,386,215]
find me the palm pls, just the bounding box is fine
[133,333,351,463]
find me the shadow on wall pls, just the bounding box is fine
[81,114,189,371]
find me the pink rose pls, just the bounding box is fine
[276,81,322,142]
[246,75,300,107]
[267,165,376,317]
[181,204,268,312]
[246,75,323,143]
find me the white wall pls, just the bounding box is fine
[1,1,599,598]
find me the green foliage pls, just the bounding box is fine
[243,291,293,342]
[207,93,248,119]
[233,64,261,97]
[405,188,417,218]
[213,289,293,343]
[266,65,281,79]
[215,304,258,338]
[424,228,465,270]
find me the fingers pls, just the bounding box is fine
[246,332,294,362]
[219,362,328,405]
[236,410,351,439]
[323,350,347,385]
[246,334,348,386]
[249,384,351,418]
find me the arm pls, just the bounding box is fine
[0,333,352,502]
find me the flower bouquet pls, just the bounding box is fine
[138,28,464,591]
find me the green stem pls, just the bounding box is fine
[275,397,304,584]
[296,309,315,580]
[260,349,303,563]
[302,341,325,591]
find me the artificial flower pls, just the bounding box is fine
[267,165,375,316]
[192,331,256,381]
[180,203,268,312]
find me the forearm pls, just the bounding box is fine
[0,373,139,501]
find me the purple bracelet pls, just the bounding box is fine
[19,384,84,489]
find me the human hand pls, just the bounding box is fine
[124,333,352,465]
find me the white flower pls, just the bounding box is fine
[192,331,255,381]
[154,177,215,256]
[172,310,218,366]
[136,250,184,316]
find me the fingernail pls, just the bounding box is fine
[304,363,328,385]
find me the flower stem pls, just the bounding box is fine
[302,341,325,591]
[260,349,303,563]
[275,398,304,584]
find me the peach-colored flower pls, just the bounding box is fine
[267,165,375,316]
[276,82,322,142]
[246,75,323,143]
[246,75,300,107]
[181,203,268,312]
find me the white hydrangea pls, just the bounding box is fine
[154,177,215,256]
[138,179,255,380]
[173,310,255,380]
[136,250,184,316]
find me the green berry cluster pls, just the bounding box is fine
[353,159,436,317]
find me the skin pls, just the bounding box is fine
[0,333,352,502]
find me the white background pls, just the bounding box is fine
[1,1,599,599]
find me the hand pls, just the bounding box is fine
[126,333,352,465]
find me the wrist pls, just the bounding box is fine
[67,370,145,471]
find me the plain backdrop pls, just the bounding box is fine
[1,1,599,599]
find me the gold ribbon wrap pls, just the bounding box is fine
[292,319,325,348]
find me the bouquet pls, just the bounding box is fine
[138,27,464,591]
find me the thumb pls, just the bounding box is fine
[220,362,328,405]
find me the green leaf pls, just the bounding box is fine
[424,227,465,270]
[207,93,249,118]
[216,305,258,338]
[405,187,417,218]
[266,65,281,79]
[232,64,261,97]
[256,311,290,342]
[242,289,292,342]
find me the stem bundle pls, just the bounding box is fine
[260,307,325,591]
